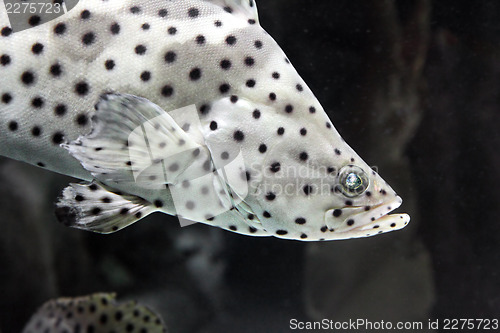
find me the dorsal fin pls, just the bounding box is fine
[206,0,259,23]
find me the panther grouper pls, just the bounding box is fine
[22,293,167,333]
[0,0,410,240]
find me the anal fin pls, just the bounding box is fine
[55,182,157,234]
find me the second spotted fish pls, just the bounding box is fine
[0,0,410,240]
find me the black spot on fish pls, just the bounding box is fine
[233,130,244,141]
[81,10,91,19]
[244,56,255,66]
[82,32,96,45]
[76,114,88,126]
[219,83,230,94]
[140,71,151,81]
[295,218,306,225]
[55,206,76,226]
[52,132,64,144]
[265,192,276,201]
[54,104,67,117]
[31,126,42,137]
[130,6,141,14]
[161,85,174,97]
[1,93,12,104]
[50,63,62,77]
[159,9,168,17]
[28,15,41,27]
[164,51,177,63]
[303,185,313,195]
[189,68,202,81]
[188,7,199,18]
[0,54,10,66]
[196,35,206,45]
[226,35,237,45]
[1,27,12,37]
[110,22,120,34]
[75,81,90,96]
[31,97,44,108]
[31,43,44,55]
[270,162,281,173]
[135,44,147,55]
[220,59,231,70]
[8,121,18,131]
[21,71,35,85]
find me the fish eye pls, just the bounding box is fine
[337,165,369,197]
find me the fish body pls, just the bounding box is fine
[22,293,167,333]
[0,0,410,240]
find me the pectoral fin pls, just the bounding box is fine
[63,94,209,190]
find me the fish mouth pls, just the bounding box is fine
[353,197,410,232]
[325,196,410,234]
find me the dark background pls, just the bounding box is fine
[1,0,499,332]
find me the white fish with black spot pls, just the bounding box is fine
[0,0,410,240]
[22,293,167,332]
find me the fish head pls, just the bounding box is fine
[234,96,410,240]
[322,159,410,240]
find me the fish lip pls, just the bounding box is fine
[351,196,410,232]
[325,196,409,233]
[357,212,411,232]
